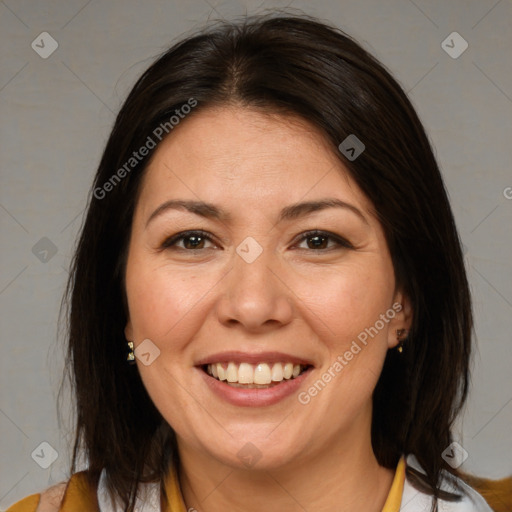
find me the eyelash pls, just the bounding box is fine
[160,229,354,252]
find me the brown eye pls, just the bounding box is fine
[161,230,216,251]
[295,230,353,251]
[305,234,329,249]
[182,234,206,249]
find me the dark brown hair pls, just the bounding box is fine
[62,13,473,511]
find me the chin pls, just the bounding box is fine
[196,429,309,471]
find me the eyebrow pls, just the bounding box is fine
[145,198,369,228]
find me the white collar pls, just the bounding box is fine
[97,470,161,512]
[401,454,492,511]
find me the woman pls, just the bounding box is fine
[7,14,499,512]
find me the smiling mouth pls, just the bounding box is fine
[203,361,310,388]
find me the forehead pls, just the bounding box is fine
[136,106,372,217]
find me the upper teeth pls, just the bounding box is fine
[207,362,304,384]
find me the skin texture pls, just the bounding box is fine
[124,106,413,512]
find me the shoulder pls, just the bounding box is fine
[4,493,41,512]
[402,455,493,511]
[5,472,98,512]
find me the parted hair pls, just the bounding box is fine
[62,13,473,512]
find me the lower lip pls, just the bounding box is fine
[198,367,313,407]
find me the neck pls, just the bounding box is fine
[176,413,395,512]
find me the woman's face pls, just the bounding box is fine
[124,106,410,470]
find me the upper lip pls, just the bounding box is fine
[195,351,315,367]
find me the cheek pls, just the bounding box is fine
[295,264,394,420]
[293,259,394,346]
[125,258,212,341]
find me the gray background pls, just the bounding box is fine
[1,0,511,508]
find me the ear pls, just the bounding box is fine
[387,289,413,349]
[124,319,133,341]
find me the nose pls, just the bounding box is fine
[215,245,294,332]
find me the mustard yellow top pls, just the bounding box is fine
[382,456,406,512]
[6,456,406,512]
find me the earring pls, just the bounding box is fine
[127,341,136,364]
[396,329,407,353]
